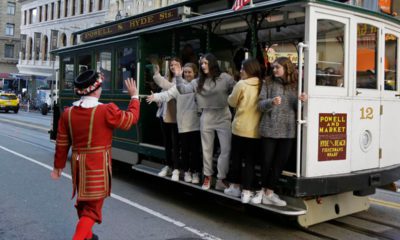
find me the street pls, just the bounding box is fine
[0,111,400,240]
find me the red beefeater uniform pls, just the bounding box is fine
[54,98,140,223]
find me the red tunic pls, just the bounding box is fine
[54,99,140,201]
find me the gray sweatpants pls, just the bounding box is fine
[200,107,232,179]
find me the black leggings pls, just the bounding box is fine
[228,134,260,190]
[180,131,202,173]
[160,119,180,169]
[260,137,295,190]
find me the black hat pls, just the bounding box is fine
[74,70,103,96]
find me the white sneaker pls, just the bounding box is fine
[202,176,212,190]
[224,184,241,197]
[171,169,180,181]
[158,166,171,177]
[241,190,253,204]
[263,193,287,206]
[192,173,200,184]
[251,190,264,204]
[184,171,192,182]
[215,179,229,191]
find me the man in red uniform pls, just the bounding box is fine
[51,70,140,240]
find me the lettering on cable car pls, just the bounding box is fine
[81,9,179,42]
[360,107,374,119]
[318,113,347,161]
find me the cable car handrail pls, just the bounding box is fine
[297,42,308,178]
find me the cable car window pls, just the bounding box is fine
[78,54,92,74]
[116,47,136,91]
[96,51,112,90]
[356,24,378,89]
[384,33,397,91]
[62,56,74,90]
[316,19,345,87]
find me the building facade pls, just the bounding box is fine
[17,0,110,96]
[0,1,21,75]
[17,0,187,97]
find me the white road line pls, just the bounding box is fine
[0,145,222,240]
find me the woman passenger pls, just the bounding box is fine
[251,57,307,206]
[176,53,236,190]
[152,57,181,181]
[224,58,262,203]
[146,63,202,183]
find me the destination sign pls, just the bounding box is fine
[318,113,347,161]
[80,8,179,42]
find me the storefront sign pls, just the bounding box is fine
[81,8,179,42]
[318,113,347,161]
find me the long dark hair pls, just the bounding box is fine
[270,57,298,91]
[197,53,221,92]
[168,57,182,82]
[242,58,262,94]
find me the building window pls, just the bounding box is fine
[98,0,103,10]
[51,3,54,20]
[89,0,94,12]
[80,0,84,14]
[29,8,37,24]
[7,2,16,15]
[39,6,42,22]
[5,23,15,36]
[24,10,27,25]
[5,44,14,58]
[57,1,61,18]
[72,0,76,16]
[64,0,69,17]
[45,5,48,21]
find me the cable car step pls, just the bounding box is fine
[132,163,307,216]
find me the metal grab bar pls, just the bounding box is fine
[296,42,308,178]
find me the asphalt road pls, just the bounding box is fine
[0,111,399,240]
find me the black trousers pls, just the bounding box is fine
[260,137,295,190]
[160,119,180,169]
[180,131,202,173]
[228,134,260,190]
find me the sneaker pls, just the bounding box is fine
[263,193,287,206]
[251,190,264,204]
[241,190,253,204]
[158,166,171,177]
[215,179,229,191]
[171,169,180,181]
[202,176,212,190]
[192,173,200,184]
[184,171,192,182]
[224,184,241,197]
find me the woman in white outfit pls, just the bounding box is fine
[147,63,202,183]
[152,58,181,181]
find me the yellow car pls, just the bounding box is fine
[0,93,19,113]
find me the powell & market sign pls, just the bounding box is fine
[81,8,179,42]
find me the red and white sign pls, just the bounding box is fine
[232,0,251,11]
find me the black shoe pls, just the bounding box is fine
[86,233,98,240]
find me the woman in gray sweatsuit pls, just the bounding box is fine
[176,53,236,190]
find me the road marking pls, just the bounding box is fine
[369,198,400,210]
[0,145,221,240]
[0,118,49,131]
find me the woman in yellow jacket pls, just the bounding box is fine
[224,58,262,203]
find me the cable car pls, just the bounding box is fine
[50,0,400,227]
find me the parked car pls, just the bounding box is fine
[0,92,19,113]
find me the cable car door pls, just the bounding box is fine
[351,21,382,171]
[379,30,400,168]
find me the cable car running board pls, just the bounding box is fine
[132,163,307,216]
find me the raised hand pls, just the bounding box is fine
[153,64,160,74]
[124,78,138,97]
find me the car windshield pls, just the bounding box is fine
[0,95,17,100]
